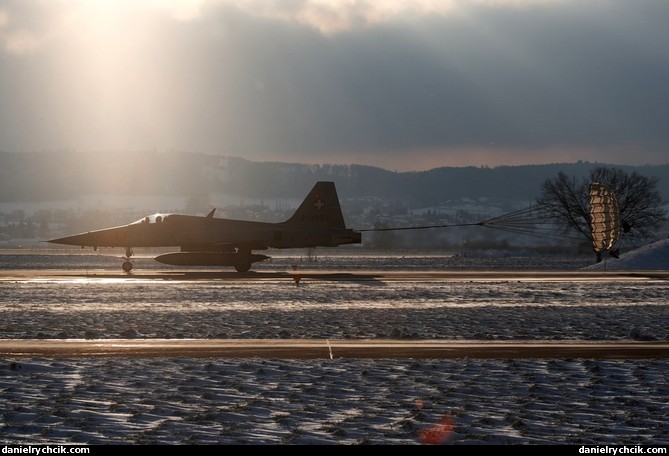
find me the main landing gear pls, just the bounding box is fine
[122,247,134,273]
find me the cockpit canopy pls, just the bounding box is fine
[131,213,173,225]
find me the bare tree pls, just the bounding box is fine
[536,166,666,246]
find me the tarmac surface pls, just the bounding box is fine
[2,267,669,282]
[1,338,668,359]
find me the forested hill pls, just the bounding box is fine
[1,151,668,204]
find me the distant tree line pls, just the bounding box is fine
[2,151,669,205]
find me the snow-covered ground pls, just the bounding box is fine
[2,356,666,445]
[586,238,669,270]
[0,243,668,445]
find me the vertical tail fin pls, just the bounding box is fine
[285,181,347,229]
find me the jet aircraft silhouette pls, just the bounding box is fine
[48,181,361,272]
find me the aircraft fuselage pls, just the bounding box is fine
[49,214,361,251]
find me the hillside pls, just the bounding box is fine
[2,151,669,204]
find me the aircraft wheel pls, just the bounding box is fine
[122,260,133,273]
[235,262,251,273]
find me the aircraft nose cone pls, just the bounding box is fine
[48,225,137,248]
[48,233,91,246]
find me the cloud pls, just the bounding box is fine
[1,0,668,170]
[0,2,45,54]
[219,0,556,34]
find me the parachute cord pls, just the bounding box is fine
[358,222,482,232]
[481,224,587,245]
[356,202,591,246]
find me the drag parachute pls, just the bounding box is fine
[588,182,622,256]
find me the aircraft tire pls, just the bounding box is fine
[122,261,133,273]
[235,262,251,273]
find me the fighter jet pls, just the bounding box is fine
[48,181,362,273]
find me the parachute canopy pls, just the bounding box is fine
[589,182,622,254]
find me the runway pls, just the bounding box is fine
[2,268,669,282]
[2,339,668,359]
[2,266,668,360]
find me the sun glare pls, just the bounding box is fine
[48,1,185,152]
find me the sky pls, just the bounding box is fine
[1,0,668,172]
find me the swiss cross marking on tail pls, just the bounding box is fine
[314,194,325,210]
